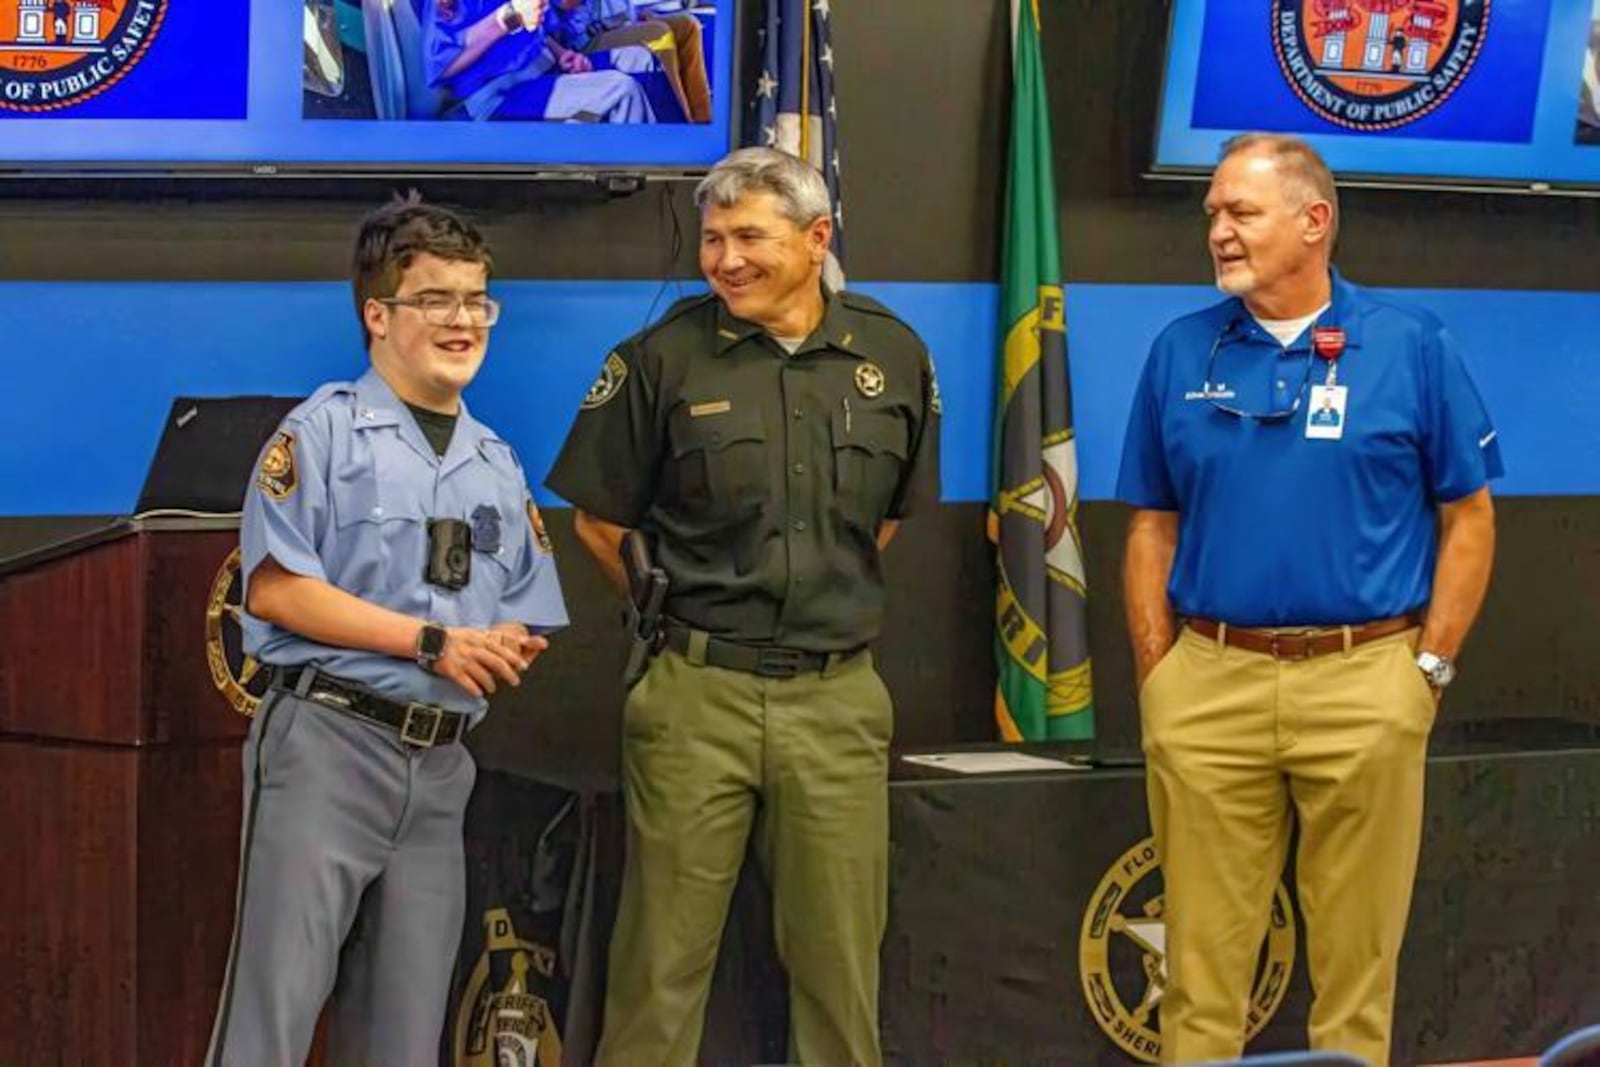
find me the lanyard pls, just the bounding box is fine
[1312,326,1346,389]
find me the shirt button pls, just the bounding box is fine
[792,408,804,419]
[1275,380,1286,389]
[371,506,384,517]
[792,463,806,475]
[791,519,807,532]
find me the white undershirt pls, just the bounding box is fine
[1251,303,1330,347]
[770,334,805,354]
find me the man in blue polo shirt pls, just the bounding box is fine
[1118,133,1500,1066]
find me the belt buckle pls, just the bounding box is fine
[400,702,443,748]
[1268,631,1316,660]
[753,646,807,679]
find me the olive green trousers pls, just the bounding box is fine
[595,646,893,1067]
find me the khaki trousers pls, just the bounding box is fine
[588,13,711,122]
[595,646,893,1067]
[1140,626,1437,1067]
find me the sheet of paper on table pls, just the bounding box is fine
[899,751,1090,774]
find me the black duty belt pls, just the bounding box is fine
[661,620,859,679]
[271,666,466,748]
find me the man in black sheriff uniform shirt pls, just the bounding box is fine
[548,146,940,1067]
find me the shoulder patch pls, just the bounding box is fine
[256,431,299,501]
[527,500,554,554]
[581,351,629,411]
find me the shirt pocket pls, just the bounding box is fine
[667,407,771,522]
[329,460,426,595]
[830,407,909,529]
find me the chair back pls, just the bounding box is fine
[1543,1023,1600,1067]
[363,0,446,120]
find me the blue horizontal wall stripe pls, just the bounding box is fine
[0,280,1591,515]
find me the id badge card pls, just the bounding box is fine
[1305,385,1348,440]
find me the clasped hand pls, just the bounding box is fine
[433,626,549,697]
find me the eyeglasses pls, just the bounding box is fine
[1202,329,1315,422]
[378,293,502,327]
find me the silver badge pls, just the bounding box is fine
[854,362,886,399]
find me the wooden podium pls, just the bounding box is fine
[0,518,251,1066]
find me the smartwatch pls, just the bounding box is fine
[416,622,449,671]
[1415,651,1456,689]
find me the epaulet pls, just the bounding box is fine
[837,290,923,350]
[638,292,719,341]
[282,380,354,424]
[836,290,899,321]
[480,435,521,467]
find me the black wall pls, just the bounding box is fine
[2,0,1597,776]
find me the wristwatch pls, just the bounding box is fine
[1415,651,1456,689]
[497,2,524,32]
[415,622,448,671]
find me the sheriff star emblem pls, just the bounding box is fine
[1079,838,1296,1062]
[854,362,885,399]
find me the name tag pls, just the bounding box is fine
[689,400,732,418]
[1305,385,1348,440]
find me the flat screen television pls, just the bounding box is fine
[1151,0,1600,193]
[0,0,738,174]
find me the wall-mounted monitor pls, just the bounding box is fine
[1152,0,1600,193]
[0,0,737,175]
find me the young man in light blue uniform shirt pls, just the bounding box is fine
[207,196,567,1067]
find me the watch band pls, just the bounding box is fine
[1416,650,1456,689]
[416,621,448,670]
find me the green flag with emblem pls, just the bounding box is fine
[989,0,1094,741]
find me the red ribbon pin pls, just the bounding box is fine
[1312,326,1346,361]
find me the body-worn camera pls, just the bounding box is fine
[426,518,473,590]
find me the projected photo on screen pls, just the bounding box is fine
[0,0,735,171]
[304,0,715,125]
[1578,1,1599,144]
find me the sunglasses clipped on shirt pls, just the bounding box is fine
[1201,325,1317,422]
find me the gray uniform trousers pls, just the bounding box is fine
[206,675,477,1067]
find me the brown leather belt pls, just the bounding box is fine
[1186,612,1423,661]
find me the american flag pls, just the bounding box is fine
[751,0,845,289]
